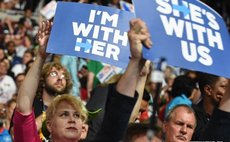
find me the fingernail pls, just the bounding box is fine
[149,40,153,46]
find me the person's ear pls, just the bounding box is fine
[204,85,212,96]
[80,123,88,140]
[162,122,167,133]
[46,120,52,133]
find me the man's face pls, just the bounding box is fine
[7,43,15,54]
[47,101,84,141]
[25,9,32,18]
[45,67,67,95]
[164,107,196,142]
[209,77,228,104]
[148,82,157,92]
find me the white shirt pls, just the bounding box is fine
[0,75,17,104]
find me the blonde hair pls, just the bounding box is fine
[46,95,88,123]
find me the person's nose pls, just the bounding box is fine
[180,125,187,135]
[56,77,62,83]
[68,114,76,123]
[56,75,65,82]
[57,74,63,80]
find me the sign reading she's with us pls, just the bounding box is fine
[133,0,230,78]
[47,2,134,68]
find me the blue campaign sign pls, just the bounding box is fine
[47,2,135,68]
[133,0,230,78]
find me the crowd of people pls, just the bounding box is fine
[0,0,230,142]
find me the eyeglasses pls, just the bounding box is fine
[49,71,66,79]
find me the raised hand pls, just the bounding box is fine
[36,20,53,58]
[128,19,152,61]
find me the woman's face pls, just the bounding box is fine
[47,101,84,141]
[22,52,33,64]
[0,61,8,75]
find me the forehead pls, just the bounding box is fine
[216,77,228,84]
[170,107,196,125]
[24,52,33,56]
[55,101,78,112]
[50,67,65,73]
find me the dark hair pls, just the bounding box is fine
[197,72,220,95]
[124,123,150,142]
[82,65,88,70]
[142,89,151,102]
[0,119,3,127]
[24,49,35,58]
[5,41,15,48]
[170,75,197,98]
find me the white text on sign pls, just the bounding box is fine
[72,10,128,61]
[156,0,223,66]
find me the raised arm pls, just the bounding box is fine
[116,19,152,97]
[16,20,52,115]
[129,60,151,122]
[94,18,152,141]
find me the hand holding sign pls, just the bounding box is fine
[128,19,152,61]
[128,19,152,76]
